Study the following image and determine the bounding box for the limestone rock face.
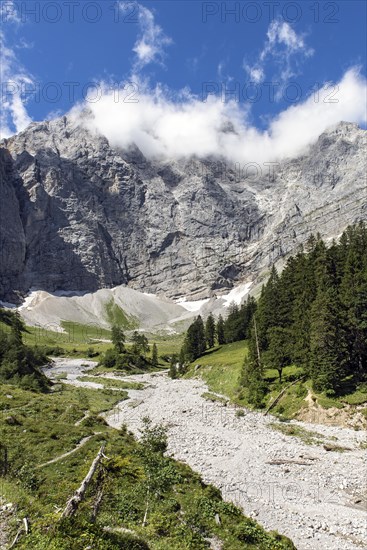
[0,117,366,303]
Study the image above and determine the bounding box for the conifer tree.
[264,326,291,382]
[309,249,348,393]
[241,324,266,407]
[131,331,149,356]
[256,266,281,350]
[216,315,225,345]
[243,296,257,338]
[205,313,216,348]
[111,325,125,353]
[182,316,207,362]
[339,223,367,382]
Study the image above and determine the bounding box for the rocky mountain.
[0,116,366,305]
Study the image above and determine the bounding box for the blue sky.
[1,1,366,161]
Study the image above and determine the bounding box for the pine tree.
[241,324,266,407]
[256,266,281,350]
[182,316,207,362]
[111,325,125,353]
[309,249,348,393]
[238,223,367,399]
[131,331,149,356]
[291,251,316,371]
[339,223,367,383]
[0,308,49,392]
[264,326,291,382]
[243,296,257,339]
[205,313,216,348]
[196,315,206,356]
[216,314,225,345]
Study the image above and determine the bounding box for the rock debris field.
[49,360,367,550]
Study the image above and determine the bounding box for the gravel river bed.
[47,359,367,550]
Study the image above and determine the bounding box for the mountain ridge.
[0,117,366,304]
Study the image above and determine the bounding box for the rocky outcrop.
[0,117,366,303]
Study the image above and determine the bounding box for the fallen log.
[9,529,22,549]
[264,376,306,416]
[323,444,352,452]
[91,488,104,523]
[61,444,105,519]
[267,459,312,466]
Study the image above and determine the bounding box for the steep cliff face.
[0,117,366,303]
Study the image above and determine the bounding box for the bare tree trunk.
[61,444,105,519]
[142,488,150,526]
[253,317,261,368]
[8,517,29,548]
[264,377,305,415]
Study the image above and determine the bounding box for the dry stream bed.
[46,358,367,550]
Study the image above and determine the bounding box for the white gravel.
[105,373,367,550]
[47,361,367,550]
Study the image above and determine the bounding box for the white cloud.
[10,94,32,132]
[73,67,366,165]
[266,19,311,53]
[120,2,172,71]
[217,60,234,83]
[244,19,314,93]
[0,31,33,138]
[243,64,264,84]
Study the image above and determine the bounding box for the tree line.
[179,296,257,364]
[244,223,367,403]
[179,223,367,403]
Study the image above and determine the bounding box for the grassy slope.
[20,321,112,357]
[105,299,139,329]
[1,319,184,363]
[186,341,367,420]
[186,341,247,401]
[0,382,295,550]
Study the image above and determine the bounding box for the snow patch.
[176,298,210,312]
[221,282,253,307]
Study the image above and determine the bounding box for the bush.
[42,346,65,356]
[146,512,173,537]
[169,364,178,379]
[16,460,42,492]
[86,347,98,358]
[102,349,119,368]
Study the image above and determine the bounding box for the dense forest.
[181,223,367,403]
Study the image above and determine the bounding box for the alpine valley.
[0,116,366,331]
